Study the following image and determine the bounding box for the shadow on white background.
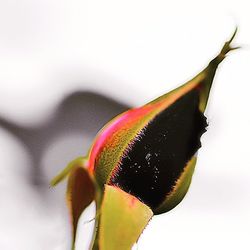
[0,1,249,250]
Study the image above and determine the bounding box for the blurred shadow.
[0,91,130,190]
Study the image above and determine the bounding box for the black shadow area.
[0,91,130,191]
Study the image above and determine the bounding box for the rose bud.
[51,30,238,250]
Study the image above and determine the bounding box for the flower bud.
[51,29,238,250]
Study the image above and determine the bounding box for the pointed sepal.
[50,157,88,187]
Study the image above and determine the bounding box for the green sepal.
[50,157,88,186]
[154,157,197,214]
[50,157,96,250]
[150,28,239,113]
[93,185,153,250]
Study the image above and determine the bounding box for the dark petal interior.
[109,89,207,209]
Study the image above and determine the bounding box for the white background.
[0,1,249,250]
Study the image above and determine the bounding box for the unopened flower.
[51,30,238,250]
